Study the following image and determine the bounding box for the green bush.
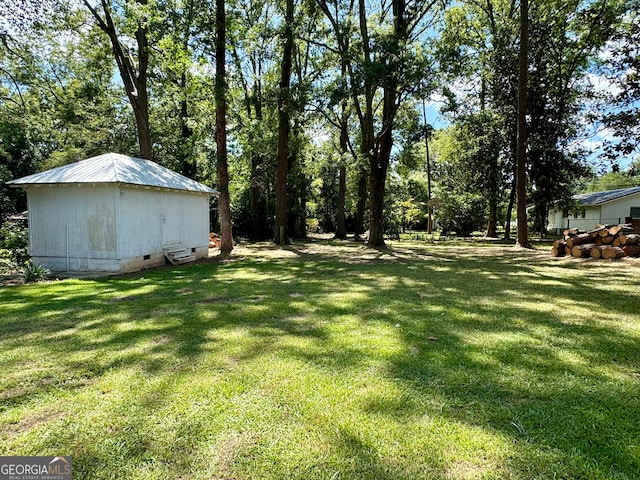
[437,193,488,236]
[0,221,30,265]
[21,260,51,283]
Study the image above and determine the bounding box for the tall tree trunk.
[133,95,152,160]
[486,154,499,237]
[334,89,349,240]
[287,148,307,239]
[299,169,308,237]
[179,71,196,178]
[354,166,368,239]
[250,83,267,240]
[131,2,152,160]
[287,122,307,239]
[335,117,348,239]
[423,102,433,234]
[504,173,516,240]
[516,0,530,248]
[316,0,350,240]
[250,153,262,240]
[367,154,388,247]
[368,95,394,246]
[487,200,498,237]
[367,0,407,248]
[216,0,233,254]
[352,0,375,242]
[83,0,153,160]
[274,0,294,245]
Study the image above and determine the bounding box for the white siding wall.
[548,207,601,233]
[547,209,564,232]
[178,193,210,254]
[601,194,640,224]
[27,184,210,272]
[28,185,119,271]
[116,187,164,259]
[548,192,640,234]
[117,186,210,260]
[569,208,601,231]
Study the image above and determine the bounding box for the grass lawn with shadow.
[1,238,639,479]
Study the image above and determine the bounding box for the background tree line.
[1,0,638,250]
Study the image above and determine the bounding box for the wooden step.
[163,244,196,265]
[175,255,196,264]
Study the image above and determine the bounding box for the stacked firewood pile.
[552,224,640,259]
[209,232,221,249]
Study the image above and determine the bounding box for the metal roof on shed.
[574,186,640,206]
[6,153,217,194]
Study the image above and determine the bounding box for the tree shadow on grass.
[1,240,639,478]
[272,240,640,477]
[356,254,640,477]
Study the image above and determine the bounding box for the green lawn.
[1,239,639,479]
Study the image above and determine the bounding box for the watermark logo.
[0,456,72,480]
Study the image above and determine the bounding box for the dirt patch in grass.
[2,410,67,436]
[444,459,497,480]
[108,295,146,303]
[212,431,261,479]
[197,296,232,304]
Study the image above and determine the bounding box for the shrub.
[437,193,488,237]
[21,261,51,283]
[0,220,30,265]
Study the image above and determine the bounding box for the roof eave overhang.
[7,181,217,196]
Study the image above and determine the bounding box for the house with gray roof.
[7,153,217,273]
[547,186,640,234]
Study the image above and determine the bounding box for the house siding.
[27,185,119,271]
[548,191,640,234]
[26,184,210,273]
[548,206,600,233]
[117,186,210,265]
[601,195,640,224]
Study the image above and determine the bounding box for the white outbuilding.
[547,186,640,234]
[7,152,217,273]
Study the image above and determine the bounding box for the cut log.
[551,239,567,257]
[551,240,569,256]
[595,235,615,246]
[623,234,640,245]
[554,224,640,259]
[566,233,593,248]
[607,225,620,235]
[571,243,596,258]
[608,224,631,236]
[622,245,640,257]
[590,245,607,259]
[601,246,626,260]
